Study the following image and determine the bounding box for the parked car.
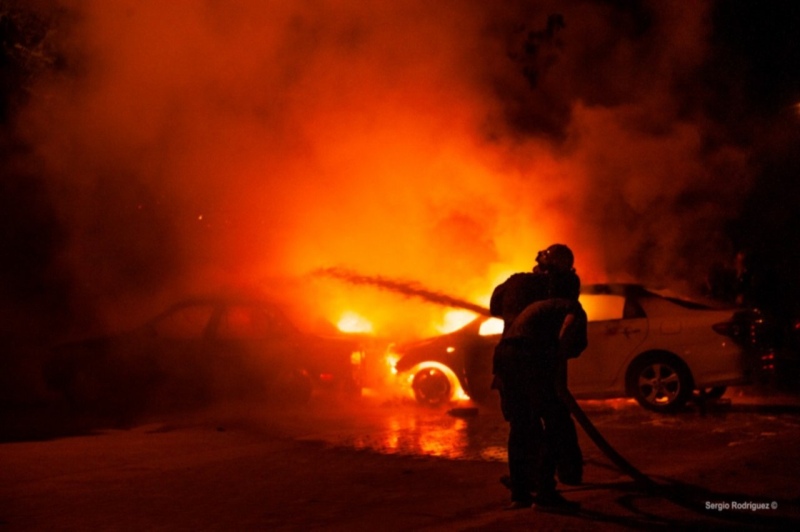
[44,297,365,416]
[390,284,761,413]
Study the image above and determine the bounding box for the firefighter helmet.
[535,244,574,273]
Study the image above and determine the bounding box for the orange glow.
[20,1,618,346]
[580,398,638,410]
[348,413,478,460]
[336,311,374,334]
[479,318,504,336]
[580,294,626,322]
[407,361,470,402]
[436,310,477,334]
[24,1,730,358]
[386,351,400,375]
[418,418,468,457]
[369,349,472,403]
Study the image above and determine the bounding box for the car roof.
[150,296,287,323]
[581,283,731,311]
[581,283,655,298]
[166,296,279,308]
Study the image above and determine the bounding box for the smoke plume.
[4,0,761,338]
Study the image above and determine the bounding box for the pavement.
[2,386,800,530]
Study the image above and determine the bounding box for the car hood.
[393,320,483,351]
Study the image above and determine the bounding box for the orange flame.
[336,311,374,334]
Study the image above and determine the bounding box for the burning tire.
[412,366,452,407]
[627,353,693,413]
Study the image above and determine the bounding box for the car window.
[152,304,215,339]
[217,304,293,340]
[579,295,626,322]
[636,296,695,317]
[623,298,646,319]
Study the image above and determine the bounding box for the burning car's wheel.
[412,367,452,407]
[627,353,693,413]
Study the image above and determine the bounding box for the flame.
[386,350,400,375]
[336,311,374,334]
[436,310,477,334]
[11,1,745,364]
[479,317,504,336]
[409,361,471,402]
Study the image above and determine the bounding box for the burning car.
[44,297,365,416]
[389,284,762,413]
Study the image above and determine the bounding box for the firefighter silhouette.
[490,244,586,511]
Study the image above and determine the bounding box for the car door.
[145,302,218,402]
[210,302,305,396]
[568,293,649,395]
[212,303,312,402]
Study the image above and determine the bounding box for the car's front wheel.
[412,367,452,407]
[627,353,693,413]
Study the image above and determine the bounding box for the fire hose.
[317,268,799,526]
[316,268,660,486]
[478,305,661,493]
[555,380,658,491]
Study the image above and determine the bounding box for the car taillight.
[760,350,776,372]
[712,320,757,346]
[319,373,335,382]
[714,308,775,348]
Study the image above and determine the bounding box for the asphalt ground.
[2,385,800,530]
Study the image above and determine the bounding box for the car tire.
[412,367,452,407]
[627,353,693,413]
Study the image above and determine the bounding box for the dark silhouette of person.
[490,244,586,512]
[533,244,585,488]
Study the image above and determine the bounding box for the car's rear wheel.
[412,367,452,407]
[628,353,693,413]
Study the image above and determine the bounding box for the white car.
[390,284,760,413]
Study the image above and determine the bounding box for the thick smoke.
[4,0,761,339]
